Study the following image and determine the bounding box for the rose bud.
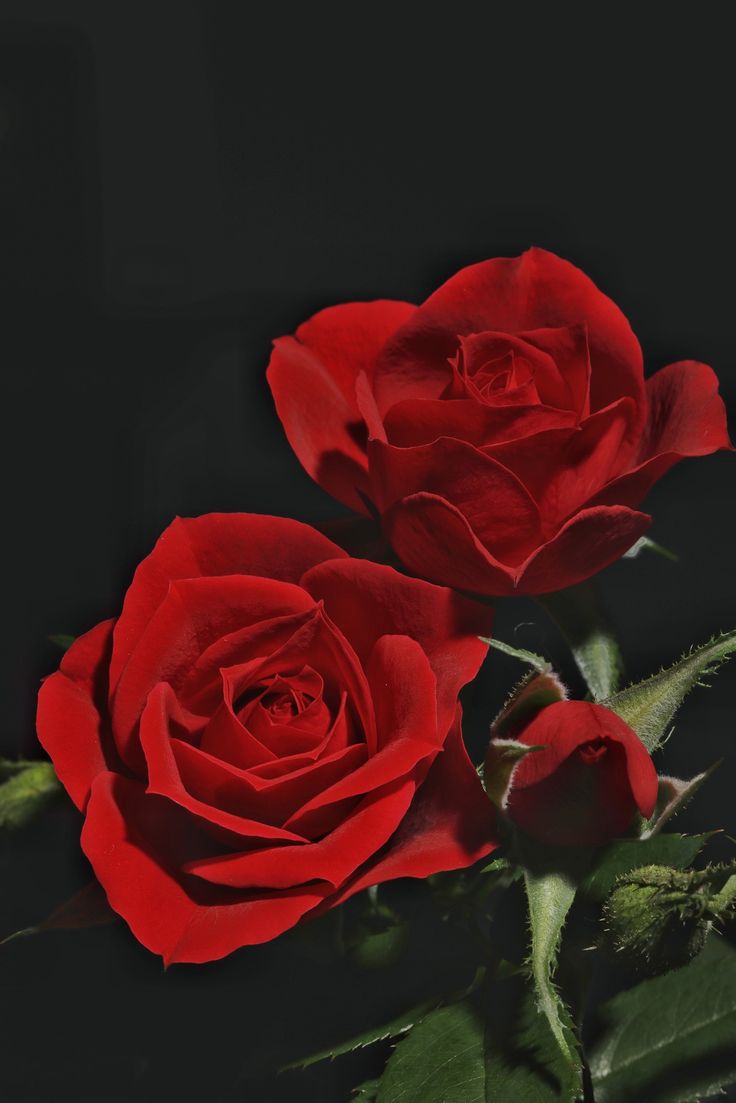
[491,700,659,847]
[603,864,736,974]
[268,248,731,596]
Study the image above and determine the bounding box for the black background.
[1,3,734,1101]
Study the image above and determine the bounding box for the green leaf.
[524,865,583,1088]
[0,758,60,830]
[579,834,711,904]
[48,633,76,651]
[282,998,438,1071]
[484,971,582,1102]
[602,629,736,752]
[623,536,678,563]
[538,580,624,700]
[482,636,550,673]
[590,936,736,1103]
[377,974,582,1102]
[377,1002,486,1103]
[353,1078,381,1101]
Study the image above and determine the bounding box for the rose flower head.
[268,248,731,596]
[487,698,658,847]
[37,514,497,963]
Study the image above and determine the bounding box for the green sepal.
[602,629,736,752]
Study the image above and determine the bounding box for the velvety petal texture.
[37,513,497,963]
[267,249,730,596]
[504,700,659,846]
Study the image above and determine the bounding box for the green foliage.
[644,765,720,837]
[538,580,624,701]
[602,629,736,752]
[523,865,583,1092]
[0,758,60,830]
[353,1077,381,1100]
[48,633,76,651]
[579,834,711,904]
[282,999,438,1071]
[482,637,550,673]
[376,971,582,1102]
[590,936,736,1103]
[376,1002,486,1102]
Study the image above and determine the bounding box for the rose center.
[261,689,302,722]
[578,737,608,765]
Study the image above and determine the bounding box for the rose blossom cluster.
[38,250,730,962]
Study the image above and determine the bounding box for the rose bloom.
[37,514,497,963]
[268,249,731,595]
[499,700,658,846]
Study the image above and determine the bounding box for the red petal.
[514,505,651,595]
[488,398,638,524]
[110,514,344,692]
[36,619,116,811]
[301,558,492,733]
[518,324,591,417]
[591,361,732,510]
[267,301,415,512]
[111,577,317,769]
[383,398,575,450]
[183,777,417,890]
[314,714,498,909]
[369,436,543,562]
[373,248,644,425]
[81,773,328,963]
[138,684,308,844]
[382,492,519,596]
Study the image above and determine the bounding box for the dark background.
[1,3,734,1101]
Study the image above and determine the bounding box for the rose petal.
[170,737,367,827]
[111,577,318,768]
[183,776,417,890]
[514,505,651,595]
[139,684,307,844]
[267,301,415,512]
[301,558,492,733]
[518,324,591,416]
[488,397,638,524]
[590,361,732,510]
[36,619,117,811]
[81,773,329,964]
[383,397,575,450]
[373,248,644,425]
[110,514,345,692]
[179,609,318,716]
[313,713,498,909]
[283,636,443,835]
[382,491,519,596]
[368,436,543,562]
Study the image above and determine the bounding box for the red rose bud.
[498,700,658,846]
[268,248,731,596]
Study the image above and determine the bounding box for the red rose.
[36,514,496,963]
[499,700,658,846]
[268,248,731,595]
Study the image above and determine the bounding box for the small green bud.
[603,863,736,975]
